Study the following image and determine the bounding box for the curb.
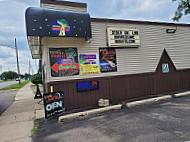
[58,104,122,122]
[58,91,190,122]
[126,95,172,107]
[173,91,190,98]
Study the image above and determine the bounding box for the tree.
[20,74,24,79]
[24,73,31,80]
[0,71,18,80]
[172,0,190,21]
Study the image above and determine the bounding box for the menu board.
[107,28,140,47]
[79,54,100,75]
[99,48,117,72]
[49,48,79,77]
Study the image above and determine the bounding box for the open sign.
[43,91,64,118]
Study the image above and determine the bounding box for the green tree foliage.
[20,74,24,79]
[0,71,18,80]
[24,73,31,80]
[172,0,190,21]
[31,73,42,85]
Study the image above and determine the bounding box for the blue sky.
[0,0,189,74]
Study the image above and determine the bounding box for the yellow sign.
[79,54,100,75]
[107,28,140,47]
[80,64,100,75]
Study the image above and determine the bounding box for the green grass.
[0,80,30,90]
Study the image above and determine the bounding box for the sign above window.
[107,28,140,47]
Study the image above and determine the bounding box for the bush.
[31,73,42,85]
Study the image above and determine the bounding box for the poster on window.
[49,48,79,77]
[79,54,100,75]
[99,48,117,72]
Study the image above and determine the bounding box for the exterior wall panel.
[46,69,190,111]
[45,47,190,111]
[42,21,190,84]
[41,3,87,12]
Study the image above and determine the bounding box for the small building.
[26,0,190,111]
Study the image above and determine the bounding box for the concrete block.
[58,104,122,122]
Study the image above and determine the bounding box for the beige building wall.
[41,21,190,83]
[41,3,87,12]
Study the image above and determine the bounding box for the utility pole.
[29,59,30,75]
[0,65,2,74]
[15,38,20,84]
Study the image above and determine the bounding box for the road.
[0,80,20,89]
[34,96,190,142]
[0,90,17,115]
[0,80,21,115]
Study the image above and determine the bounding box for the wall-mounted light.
[166,29,176,33]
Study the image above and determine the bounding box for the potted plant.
[31,73,42,99]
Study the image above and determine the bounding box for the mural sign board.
[79,54,100,75]
[107,28,140,47]
[99,48,117,72]
[43,91,64,119]
[49,48,79,77]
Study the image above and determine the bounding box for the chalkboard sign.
[43,91,64,119]
[77,81,99,92]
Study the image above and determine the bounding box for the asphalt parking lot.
[34,96,190,142]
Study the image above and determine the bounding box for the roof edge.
[91,18,190,27]
[41,0,87,8]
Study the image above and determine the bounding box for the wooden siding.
[41,3,87,12]
[46,69,190,111]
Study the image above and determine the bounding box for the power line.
[0,44,15,49]
[0,30,14,46]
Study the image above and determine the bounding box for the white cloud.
[0,46,37,74]
[0,0,39,74]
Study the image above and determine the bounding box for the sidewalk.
[0,82,44,142]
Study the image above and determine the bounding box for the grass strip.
[0,80,30,90]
